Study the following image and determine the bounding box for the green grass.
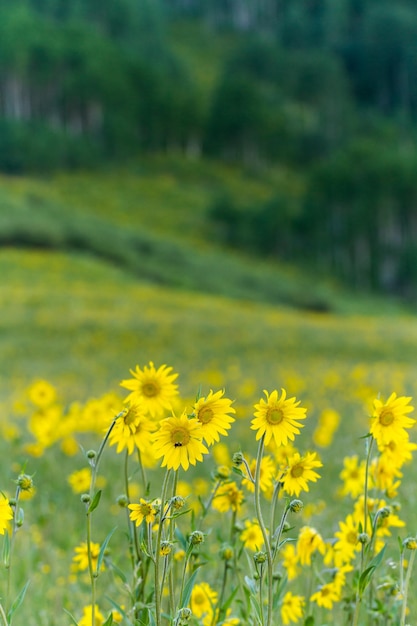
[0,155,409,315]
[1,159,417,624]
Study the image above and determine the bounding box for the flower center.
[379,410,394,426]
[124,408,139,426]
[267,407,284,425]
[142,381,160,397]
[171,428,190,447]
[347,531,358,544]
[290,464,304,478]
[140,503,153,516]
[198,407,214,424]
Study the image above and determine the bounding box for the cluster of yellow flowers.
[18,362,417,625]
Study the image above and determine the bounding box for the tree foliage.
[1,0,417,297]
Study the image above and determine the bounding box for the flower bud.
[289,499,303,513]
[220,545,233,561]
[403,537,417,550]
[232,452,244,467]
[189,530,205,546]
[87,450,96,459]
[358,532,370,545]
[254,551,267,564]
[160,541,173,556]
[214,465,231,480]
[116,495,128,508]
[17,474,33,491]
[175,607,192,624]
[81,493,91,504]
[171,496,185,511]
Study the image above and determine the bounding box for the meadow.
[1,162,417,626]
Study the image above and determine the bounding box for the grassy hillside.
[1,161,417,624]
[0,156,409,315]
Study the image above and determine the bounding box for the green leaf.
[103,613,113,626]
[97,526,117,574]
[7,581,30,622]
[87,490,102,514]
[108,561,127,584]
[304,617,315,626]
[358,565,376,596]
[63,608,79,626]
[181,568,200,607]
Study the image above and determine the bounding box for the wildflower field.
[1,240,417,626]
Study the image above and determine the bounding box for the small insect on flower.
[152,411,208,471]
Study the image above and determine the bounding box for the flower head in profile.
[296,526,326,566]
[120,362,179,418]
[192,390,235,445]
[212,481,244,513]
[152,411,208,471]
[128,499,157,526]
[251,389,307,447]
[339,455,366,499]
[108,403,156,455]
[281,543,300,581]
[73,541,101,572]
[281,591,305,625]
[78,604,105,626]
[282,452,322,497]
[371,393,414,446]
[27,379,57,408]
[0,495,13,535]
[240,519,265,551]
[310,582,340,609]
[241,455,275,495]
[333,514,361,566]
[191,582,218,619]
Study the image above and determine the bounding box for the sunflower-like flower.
[120,362,179,418]
[281,452,322,497]
[0,495,13,535]
[281,591,305,625]
[241,455,275,495]
[240,519,265,551]
[296,526,325,566]
[73,541,101,572]
[191,582,218,619]
[310,582,340,609]
[212,481,244,513]
[128,499,157,526]
[333,514,361,566]
[152,411,208,471]
[339,455,366,499]
[108,403,156,455]
[370,392,415,446]
[192,390,235,445]
[251,389,307,447]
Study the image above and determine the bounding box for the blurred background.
[2,0,417,398]
[3,4,417,621]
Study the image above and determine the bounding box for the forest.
[1,0,417,297]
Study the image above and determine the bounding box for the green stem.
[214,510,236,626]
[272,504,291,562]
[155,470,171,626]
[363,436,374,537]
[5,485,21,615]
[400,550,416,626]
[0,603,8,626]
[86,508,96,626]
[254,435,273,626]
[137,448,148,495]
[167,472,179,618]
